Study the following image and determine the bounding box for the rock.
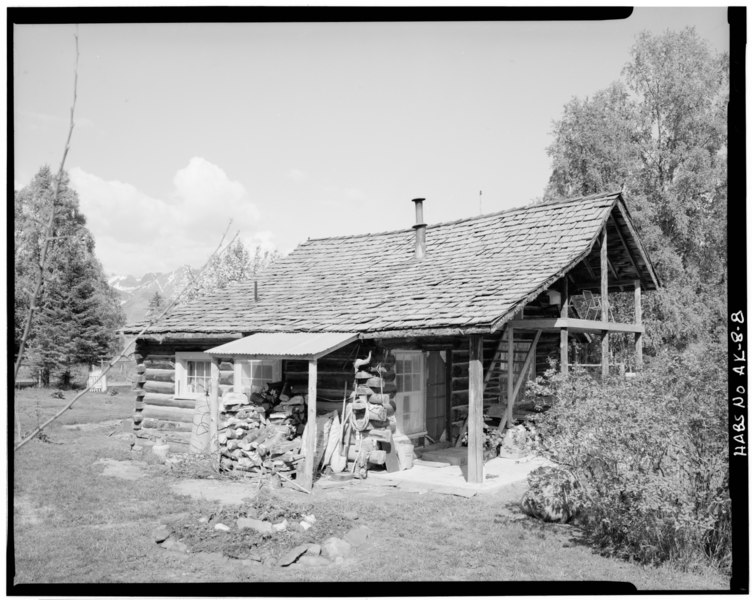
[321,536,352,560]
[198,517,208,524]
[152,524,171,543]
[302,513,316,524]
[278,543,314,567]
[214,523,231,532]
[343,524,373,548]
[305,543,321,556]
[160,539,188,553]
[342,511,359,521]
[237,517,273,534]
[300,521,312,531]
[298,555,331,567]
[272,519,288,532]
[520,466,585,524]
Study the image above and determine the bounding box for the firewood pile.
[337,349,403,478]
[218,385,304,474]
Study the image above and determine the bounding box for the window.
[236,360,280,397]
[175,352,212,399]
[394,351,425,436]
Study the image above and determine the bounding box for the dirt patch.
[95,458,147,481]
[14,495,53,526]
[171,478,261,505]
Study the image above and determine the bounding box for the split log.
[367,450,386,465]
[141,405,194,424]
[143,381,176,395]
[135,364,146,375]
[143,392,177,404]
[144,368,174,382]
[144,358,175,370]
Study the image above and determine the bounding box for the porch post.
[506,326,514,424]
[445,349,453,443]
[600,226,610,379]
[468,334,484,484]
[209,358,220,464]
[560,278,569,375]
[634,278,643,371]
[302,359,318,491]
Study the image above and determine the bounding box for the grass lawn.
[11,388,730,590]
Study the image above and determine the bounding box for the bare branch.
[13,28,80,442]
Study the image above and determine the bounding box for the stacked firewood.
[341,349,400,478]
[218,388,302,474]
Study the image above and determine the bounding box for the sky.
[13,7,730,277]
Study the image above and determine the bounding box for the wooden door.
[425,351,447,441]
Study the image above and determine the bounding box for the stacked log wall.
[133,339,235,451]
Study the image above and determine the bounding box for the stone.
[198,517,208,523]
[342,511,359,521]
[152,525,171,543]
[343,524,373,548]
[214,523,231,532]
[300,521,312,531]
[298,555,331,567]
[305,543,321,556]
[278,543,314,567]
[302,513,316,524]
[520,466,586,524]
[272,519,288,532]
[321,536,352,560]
[237,517,273,534]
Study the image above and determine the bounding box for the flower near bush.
[527,342,729,572]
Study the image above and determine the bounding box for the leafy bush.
[526,342,729,572]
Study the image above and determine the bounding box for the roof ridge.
[305,191,621,243]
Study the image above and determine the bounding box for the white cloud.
[69,157,262,276]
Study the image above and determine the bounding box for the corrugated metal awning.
[205,332,359,360]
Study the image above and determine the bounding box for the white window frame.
[233,359,281,397]
[393,350,427,439]
[175,352,213,399]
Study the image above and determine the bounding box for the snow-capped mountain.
[109,266,192,324]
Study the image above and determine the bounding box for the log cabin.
[122,191,659,487]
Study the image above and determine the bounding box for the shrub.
[526,341,729,572]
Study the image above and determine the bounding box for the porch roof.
[205,331,359,360]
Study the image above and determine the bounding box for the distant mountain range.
[109,267,191,325]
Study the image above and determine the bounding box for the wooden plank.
[601,226,609,379]
[511,330,542,406]
[483,331,507,388]
[445,349,453,443]
[506,318,644,334]
[561,277,569,376]
[467,334,484,484]
[302,359,318,490]
[141,418,193,433]
[209,359,219,455]
[506,327,514,424]
[634,278,643,371]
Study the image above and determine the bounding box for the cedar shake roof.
[126,192,659,338]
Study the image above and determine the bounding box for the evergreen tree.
[15,166,125,386]
[147,291,164,319]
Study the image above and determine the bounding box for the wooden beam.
[581,254,597,279]
[612,218,640,275]
[634,279,643,371]
[209,358,219,457]
[467,334,484,484]
[615,200,661,289]
[601,227,609,379]
[445,349,453,443]
[302,359,318,490]
[507,318,644,334]
[561,278,569,376]
[484,330,507,388]
[506,327,514,427]
[572,278,644,291]
[511,330,542,406]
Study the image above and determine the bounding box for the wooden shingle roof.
[127,192,658,338]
